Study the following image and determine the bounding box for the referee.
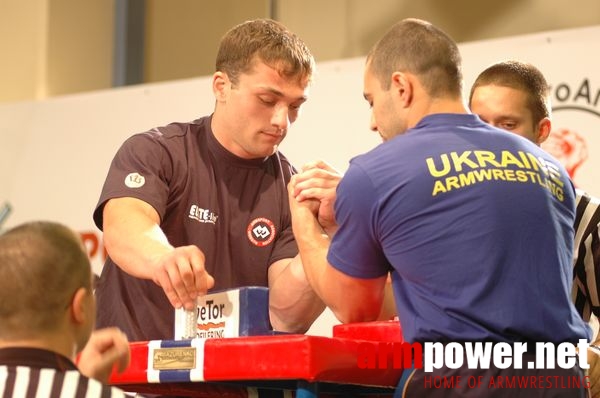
[0,221,129,397]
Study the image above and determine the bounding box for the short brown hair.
[0,221,91,339]
[469,60,551,124]
[367,18,463,98]
[215,19,315,86]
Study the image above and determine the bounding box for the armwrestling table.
[109,321,404,397]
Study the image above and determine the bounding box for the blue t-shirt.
[328,113,591,344]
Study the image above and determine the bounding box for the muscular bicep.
[102,197,170,273]
[103,197,161,233]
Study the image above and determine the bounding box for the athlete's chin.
[259,137,282,155]
[251,144,278,158]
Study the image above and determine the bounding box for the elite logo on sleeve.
[125,172,145,188]
[247,217,276,247]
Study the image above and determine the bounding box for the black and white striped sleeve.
[572,189,600,321]
[0,367,127,398]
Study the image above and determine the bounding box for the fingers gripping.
[153,246,212,310]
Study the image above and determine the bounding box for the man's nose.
[370,112,378,132]
[272,105,290,130]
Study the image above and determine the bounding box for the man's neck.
[407,97,469,130]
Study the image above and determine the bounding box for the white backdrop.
[1,25,598,336]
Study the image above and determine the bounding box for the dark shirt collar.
[0,347,77,371]
[200,115,273,168]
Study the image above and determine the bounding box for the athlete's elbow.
[269,309,311,334]
[333,305,380,325]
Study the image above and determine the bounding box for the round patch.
[247,217,276,247]
[125,172,145,188]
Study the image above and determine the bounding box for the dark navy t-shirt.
[329,113,591,344]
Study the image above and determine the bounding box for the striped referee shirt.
[0,347,125,398]
[573,189,600,321]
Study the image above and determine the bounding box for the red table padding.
[110,334,404,396]
[333,320,403,342]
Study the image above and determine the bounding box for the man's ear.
[536,117,552,145]
[391,71,413,107]
[212,71,230,102]
[70,287,89,325]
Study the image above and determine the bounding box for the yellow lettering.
[472,169,493,182]
[450,151,478,172]
[446,176,460,191]
[432,180,447,196]
[459,172,476,186]
[474,151,501,168]
[492,169,505,180]
[500,151,525,168]
[525,171,539,183]
[426,155,451,178]
[515,170,528,182]
[430,162,566,201]
[518,151,532,169]
[526,153,542,171]
[545,163,565,187]
[504,169,516,181]
[545,180,560,199]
